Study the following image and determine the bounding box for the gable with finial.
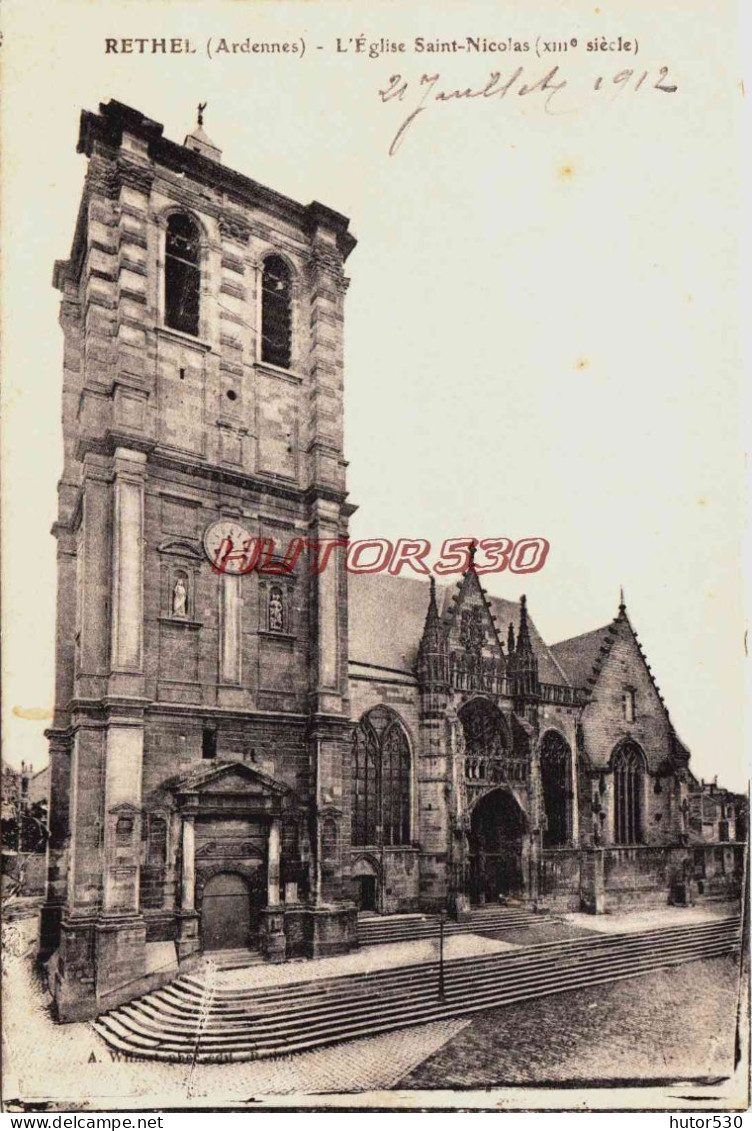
[444,557,505,666]
[550,595,681,773]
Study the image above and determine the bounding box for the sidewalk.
[561,901,738,935]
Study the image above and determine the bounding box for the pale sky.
[1,0,746,789]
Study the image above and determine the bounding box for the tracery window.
[165,213,201,337]
[352,708,411,847]
[261,255,293,369]
[613,742,645,844]
[540,731,572,847]
[459,698,506,784]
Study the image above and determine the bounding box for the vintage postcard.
[1,0,747,1116]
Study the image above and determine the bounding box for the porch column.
[267,818,281,906]
[181,815,196,912]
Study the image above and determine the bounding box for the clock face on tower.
[202,520,256,575]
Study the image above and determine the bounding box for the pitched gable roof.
[347,572,570,685]
[549,624,613,690]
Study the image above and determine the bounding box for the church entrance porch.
[469,788,527,904]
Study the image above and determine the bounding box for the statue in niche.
[269,586,284,633]
[173,577,188,618]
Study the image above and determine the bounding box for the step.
[204,949,264,971]
[122,918,741,1018]
[101,933,738,1049]
[201,917,741,1004]
[93,934,738,1062]
[92,916,740,1061]
[96,918,737,1035]
[356,909,540,945]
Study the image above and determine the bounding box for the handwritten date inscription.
[379,65,678,155]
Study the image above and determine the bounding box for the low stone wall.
[539,848,582,911]
[691,842,744,902]
[602,845,671,910]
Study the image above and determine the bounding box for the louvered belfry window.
[352,708,411,847]
[613,743,645,844]
[165,213,201,337]
[261,255,292,369]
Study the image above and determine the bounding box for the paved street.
[401,953,742,1089]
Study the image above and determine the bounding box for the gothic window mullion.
[351,710,412,850]
[401,747,410,845]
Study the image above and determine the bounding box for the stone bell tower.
[41,100,358,1020]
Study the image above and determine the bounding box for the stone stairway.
[205,948,265,971]
[92,914,740,1063]
[357,904,540,947]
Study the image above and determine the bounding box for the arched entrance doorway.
[351,856,380,912]
[201,872,254,951]
[469,788,527,903]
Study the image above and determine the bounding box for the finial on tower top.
[468,541,478,569]
[184,103,222,163]
[619,585,626,612]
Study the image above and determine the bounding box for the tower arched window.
[261,255,292,369]
[352,707,411,847]
[540,731,572,847]
[165,213,201,337]
[613,742,645,844]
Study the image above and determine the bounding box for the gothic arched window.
[540,731,572,847]
[459,698,505,761]
[261,255,292,369]
[613,742,645,844]
[165,213,201,337]
[352,708,411,847]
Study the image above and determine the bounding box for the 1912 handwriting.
[379,65,678,155]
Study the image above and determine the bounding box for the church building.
[41,100,742,1022]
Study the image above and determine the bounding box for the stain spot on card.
[12,705,53,720]
[575,357,589,371]
[559,163,575,180]
[697,497,709,506]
